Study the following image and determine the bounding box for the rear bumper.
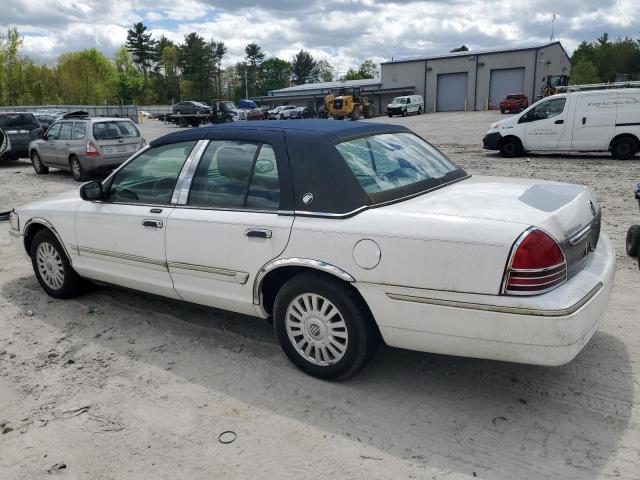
[483,132,502,150]
[356,233,615,366]
[78,154,130,171]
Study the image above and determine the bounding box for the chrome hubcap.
[36,242,64,290]
[286,293,348,366]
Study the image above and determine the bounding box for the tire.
[31,151,49,175]
[387,113,392,117]
[611,137,638,160]
[175,109,182,115]
[418,107,423,115]
[273,272,380,380]
[401,109,407,117]
[626,225,640,256]
[499,137,523,158]
[30,229,83,299]
[350,107,361,121]
[69,156,88,182]
[500,109,506,114]
[279,114,284,120]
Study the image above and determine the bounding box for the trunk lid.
[385,175,601,279]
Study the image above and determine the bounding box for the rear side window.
[0,113,39,129]
[93,121,139,140]
[188,141,280,210]
[73,122,86,140]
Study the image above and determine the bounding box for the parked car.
[139,110,154,119]
[172,101,211,115]
[246,109,265,121]
[28,115,145,181]
[499,94,528,113]
[278,105,298,119]
[0,112,43,160]
[484,86,640,159]
[290,106,315,119]
[35,114,57,130]
[267,105,286,120]
[387,95,424,117]
[9,120,614,380]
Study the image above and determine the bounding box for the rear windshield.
[0,113,39,129]
[335,132,465,200]
[92,121,140,140]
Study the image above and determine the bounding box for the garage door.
[436,72,468,112]
[489,68,525,109]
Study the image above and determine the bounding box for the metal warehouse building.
[380,41,570,112]
[253,41,570,114]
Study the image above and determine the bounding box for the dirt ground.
[0,112,638,480]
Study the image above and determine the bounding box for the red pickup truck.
[499,94,528,113]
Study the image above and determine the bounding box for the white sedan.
[9,120,615,379]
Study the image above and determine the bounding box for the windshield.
[392,97,408,104]
[93,120,140,140]
[506,95,520,100]
[335,133,461,195]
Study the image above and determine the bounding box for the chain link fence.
[0,105,173,123]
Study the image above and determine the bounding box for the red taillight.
[86,140,100,157]
[503,228,567,295]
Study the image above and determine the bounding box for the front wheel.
[30,229,83,299]
[626,225,640,256]
[31,151,49,174]
[273,273,380,380]
[418,107,423,115]
[499,137,523,157]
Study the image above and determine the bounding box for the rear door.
[571,93,617,150]
[165,132,294,316]
[39,122,62,164]
[55,121,74,166]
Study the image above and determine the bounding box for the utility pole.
[550,13,556,41]
[245,68,249,100]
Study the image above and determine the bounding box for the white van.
[483,86,640,159]
[387,95,424,117]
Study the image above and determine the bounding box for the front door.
[522,97,568,150]
[166,136,293,316]
[74,140,199,298]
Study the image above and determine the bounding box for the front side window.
[108,141,196,204]
[93,121,139,140]
[188,141,280,210]
[335,133,459,195]
[528,98,566,121]
[46,123,62,140]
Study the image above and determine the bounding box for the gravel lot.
[1,112,638,480]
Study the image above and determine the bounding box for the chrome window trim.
[386,282,603,317]
[253,257,355,306]
[174,140,209,204]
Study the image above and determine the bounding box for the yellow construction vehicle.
[324,87,376,121]
[541,74,570,97]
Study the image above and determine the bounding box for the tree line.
[0,25,378,107]
[570,33,640,84]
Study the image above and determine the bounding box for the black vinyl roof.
[149,119,409,148]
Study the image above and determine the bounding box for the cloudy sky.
[2,0,638,74]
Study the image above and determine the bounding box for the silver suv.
[28,115,145,181]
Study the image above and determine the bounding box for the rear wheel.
[611,137,638,160]
[31,151,49,174]
[626,225,640,256]
[273,273,380,380]
[30,229,83,299]
[499,137,523,157]
[350,106,361,121]
[70,156,88,182]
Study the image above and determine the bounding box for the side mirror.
[80,180,105,201]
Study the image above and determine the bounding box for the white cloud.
[1,0,637,71]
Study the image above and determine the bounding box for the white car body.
[387,95,424,116]
[268,105,296,120]
[9,121,615,376]
[484,87,640,157]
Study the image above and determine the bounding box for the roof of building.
[382,41,568,65]
[271,78,381,94]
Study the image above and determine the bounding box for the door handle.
[150,208,163,213]
[142,219,163,228]
[554,119,564,124]
[582,117,587,125]
[245,228,272,239]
